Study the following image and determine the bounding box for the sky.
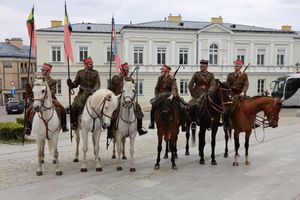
[0,0,300,45]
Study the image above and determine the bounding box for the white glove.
[240,92,245,96]
[168,94,174,100]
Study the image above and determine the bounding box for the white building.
[36,16,300,109]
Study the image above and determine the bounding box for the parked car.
[6,100,24,114]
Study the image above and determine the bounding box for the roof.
[0,42,34,59]
[37,20,295,34]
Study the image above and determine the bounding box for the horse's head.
[122,81,135,109]
[157,99,179,132]
[32,78,51,112]
[263,98,282,128]
[91,89,118,129]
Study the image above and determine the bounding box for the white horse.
[115,81,138,172]
[79,89,118,172]
[32,78,62,176]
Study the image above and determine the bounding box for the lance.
[173,65,181,77]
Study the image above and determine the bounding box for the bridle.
[120,91,136,125]
[264,98,280,123]
[207,87,233,114]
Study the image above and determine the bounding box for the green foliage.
[0,122,24,141]
[16,118,25,125]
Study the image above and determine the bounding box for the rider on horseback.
[24,63,69,135]
[67,57,101,130]
[107,62,147,136]
[149,64,187,130]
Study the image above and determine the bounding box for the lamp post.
[295,62,300,72]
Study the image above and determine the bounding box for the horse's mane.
[90,89,118,109]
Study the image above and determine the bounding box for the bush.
[0,122,24,141]
[16,118,25,125]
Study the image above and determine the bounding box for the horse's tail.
[47,139,53,155]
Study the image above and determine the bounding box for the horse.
[31,78,62,176]
[78,89,118,172]
[223,96,282,166]
[113,81,138,172]
[185,80,232,165]
[154,98,181,170]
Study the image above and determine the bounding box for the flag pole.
[67,56,73,142]
[109,16,114,82]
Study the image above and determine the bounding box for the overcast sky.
[1,0,299,45]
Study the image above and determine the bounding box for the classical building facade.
[36,16,300,108]
[0,38,36,105]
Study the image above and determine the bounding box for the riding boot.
[61,109,69,132]
[148,106,155,129]
[71,106,79,130]
[137,118,147,135]
[107,125,114,139]
[24,119,32,136]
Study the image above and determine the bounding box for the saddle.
[188,93,207,115]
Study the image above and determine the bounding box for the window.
[134,80,144,95]
[277,49,285,66]
[106,47,115,62]
[179,48,188,65]
[3,61,12,68]
[237,49,246,63]
[21,78,27,89]
[20,63,24,73]
[257,79,265,94]
[79,47,89,62]
[157,48,166,64]
[24,63,27,73]
[56,79,62,95]
[257,49,265,65]
[180,79,189,95]
[134,47,143,65]
[209,44,218,65]
[51,46,61,62]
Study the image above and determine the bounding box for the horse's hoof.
[211,160,218,165]
[111,155,116,159]
[96,167,103,172]
[41,160,44,164]
[224,153,228,158]
[154,165,160,170]
[80,168,87,172]
[56,171,63,176]
[53,160,56,164]
[245,160,251,166]
[130,168,136,172]
[185,151,190,156]
[116,166,122,171]
[163,155,168,159]
[172,165,178,170]
[36,171,43,176]
[199,160,205,165]
[122,156,127,160]
[174,154,178,159]
[233,162,239,166]
[73,158,79,163]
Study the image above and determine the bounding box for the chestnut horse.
[223,96,282,166]
[185,80,232,165]
[154,98,180,170]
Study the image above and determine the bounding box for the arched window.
[209,44,218,65]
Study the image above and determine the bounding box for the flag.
[112,17,121,71]
[26,6,36,57]
[64,2,74,64]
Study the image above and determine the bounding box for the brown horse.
[185,80,232,165]
[154,98,180,170]
[224,96,282,166]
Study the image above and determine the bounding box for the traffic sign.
[10,89,16,95]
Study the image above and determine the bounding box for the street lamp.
[296,62,300,72]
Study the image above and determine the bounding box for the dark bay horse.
[224,96,282,166]
[185,80,231,165]
[154,98,180,170]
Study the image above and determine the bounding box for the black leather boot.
[148,106,155,129]
[61,110,69,132]
[24,120,32,135]
[138,118,147,135]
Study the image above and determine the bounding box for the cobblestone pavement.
[0,108,299,200]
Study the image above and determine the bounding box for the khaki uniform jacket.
[73,69,101,96]
[154,73,178,97]
[46,77,57,100]
[226,72,249,95]
[108,74,134,95]
[188,71,215,98]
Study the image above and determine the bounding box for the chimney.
[168,14,182,22]
[211,16,223,24]
[10,38,23,49]
[51,20,62,27]
[281,25,292,32]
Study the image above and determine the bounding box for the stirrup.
[24,128,31,136]
[138,127,148,136]
[62,126,69,132]
[148,123,155,129]
[71,123,78,131]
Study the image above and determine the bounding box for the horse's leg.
[122,137,127,160]
[199,127,206,165]
[211,122,218,165]
[233,131,240,166]
[129,134,136,172]
[73,129,80,162]
[80,129,88,172]
[170,140,177,170]
[93,131,102,171]
[245,131,251,165]
[164,141,169,159]
[116,134,123,171]
[224,127,229,158]
[185,121,191,155]
[174,136,178,159]
[52,134,62,176]
[154,133,162,170]
[36,139,45,176]
[112,138,116,159]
